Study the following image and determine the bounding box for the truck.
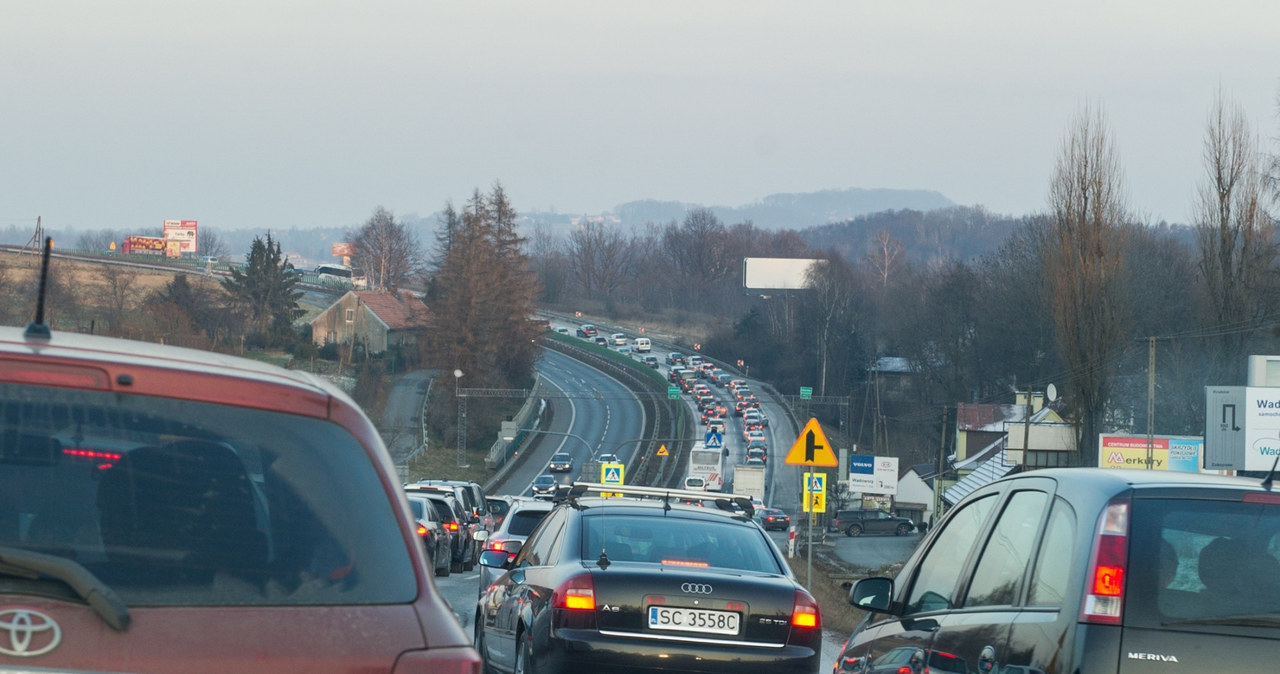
[732,464,766,503]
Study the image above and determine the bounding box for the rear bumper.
[543,628,820,674]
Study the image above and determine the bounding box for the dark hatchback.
[475,485,822,674]
[837,468,1280,673]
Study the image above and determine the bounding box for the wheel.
[451,546,464,573]
[463,542,477,571]
[846,524,863,537]
[436,547,451,577]
[515,629,535,674]
[896,523,912,536]
[474,621,497,674]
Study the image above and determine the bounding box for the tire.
[474,621,496,674]
[451,544,464,573]
[436,546,451,577]
[463,542,476,571]
[846,524,863,537]
[516,629,535,674]
[896,523,912,536]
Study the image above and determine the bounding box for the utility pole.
[1147,336,1155,469]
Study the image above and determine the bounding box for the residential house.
[311,289,432,355]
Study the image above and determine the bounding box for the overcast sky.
[3,1,1278,235]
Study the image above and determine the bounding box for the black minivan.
[837,468,1280,673]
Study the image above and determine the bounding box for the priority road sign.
[785,418,838,467]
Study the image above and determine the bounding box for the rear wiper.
[0,545,130,631]
[1164,614,1280,628]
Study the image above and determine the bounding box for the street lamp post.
[454,369,468,468]
[501,427,596,457]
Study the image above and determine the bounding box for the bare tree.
[1194,90,1277,383]
[350,206,424,290]
[1045,104,1131,466]
[865,229,905,291]
[197,227,229,261]
[92,264,142,336]
[75,230,121,253]
[567,222,631,301]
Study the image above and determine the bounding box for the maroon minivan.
[0,324,480,673]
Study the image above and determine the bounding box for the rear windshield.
[0,382,416,607]
[1126,496,1280,628]
[580,513,783,574]
[507,509,551,537]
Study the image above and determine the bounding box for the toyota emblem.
[680,583,713,595]
[0,609,62,657]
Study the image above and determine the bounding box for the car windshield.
[1128,496,1280,626]
[0,381,415,607]
[580,512,782,574]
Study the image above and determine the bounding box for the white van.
[634,337,651,352]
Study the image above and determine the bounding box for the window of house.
[345,309,355,323]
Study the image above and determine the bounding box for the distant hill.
[801,206,1029,265]
[610,187,954,230]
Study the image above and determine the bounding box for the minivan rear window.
[0,382,416,607]
[1126,496,1280,629]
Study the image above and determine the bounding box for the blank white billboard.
[742,257,822,290]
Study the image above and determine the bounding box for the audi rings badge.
[0,609,62,657]
[680,583,713,595]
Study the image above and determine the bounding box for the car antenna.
[24,236,54,340]
[1262,453,1280,492]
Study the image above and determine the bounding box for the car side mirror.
[849,577,895,613]
[473,529,489,542]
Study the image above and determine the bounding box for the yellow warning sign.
[785,418,838,467]
[656,444,669,456]
[801,472,828,513]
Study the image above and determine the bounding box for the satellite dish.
[1046,383,1058,402]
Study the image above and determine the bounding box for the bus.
[686,442,724,492]
[315,263,368,289]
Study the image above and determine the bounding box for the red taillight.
[1080,498,1129,625]
[553,573,595,611]
[446,522,459,532]
[0,361,110,389]
[791,589,820,629]
[416,524,428,537]
[489,540,506,551]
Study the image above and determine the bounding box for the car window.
[507,508,552,537]
[965,490,1047,607]
[520,508,566,567]
[1027,496,1076,606]
[1127,496,1280,625]
[905,494,998,614]
[0,382,416,607]
[580,513,782,573]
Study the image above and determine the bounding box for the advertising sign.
[847,455,898,496]
[123,236,166,256]
[1098,434,1203,473]
[163,219,198,254]
[1245,387,1280,471]
[332,243,355,257]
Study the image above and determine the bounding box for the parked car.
[839,468,1280,673]
[549,452,574,473]
[407,494,453,577]
[829,508,914,537]
[475,484,822,674]
[754,507,791,531]
[0,305,479,670]
[477,497,554,594]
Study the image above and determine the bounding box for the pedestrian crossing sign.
[705,430,723,449]
[601,464,624,485]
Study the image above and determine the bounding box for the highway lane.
[491,347,645,498]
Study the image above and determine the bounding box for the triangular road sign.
[656,444,669,456]
[785,417,838,466]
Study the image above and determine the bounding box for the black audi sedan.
[474,483,822,674]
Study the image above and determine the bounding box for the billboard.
[1098,434,1203,472]
[332,243,355,257]
[847,455,898,495]
[163,219,198,254]
[123,236,166,256]
[743,257,822,290]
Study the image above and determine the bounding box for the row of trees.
[519,91,1280,468]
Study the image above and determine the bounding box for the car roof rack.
[555,482,755,517]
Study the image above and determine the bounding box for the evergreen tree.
[221,233,303,347]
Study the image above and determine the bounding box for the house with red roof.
[310,289,433,355]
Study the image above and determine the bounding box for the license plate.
[647,606,740,635]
